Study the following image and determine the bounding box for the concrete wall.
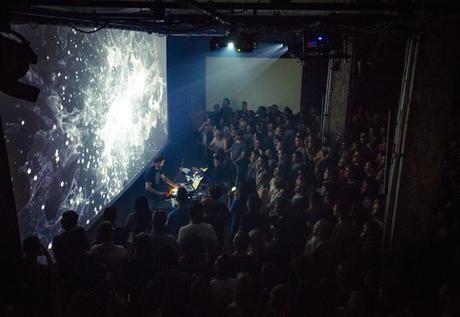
[206,57,303,113]
[167,36,210,138]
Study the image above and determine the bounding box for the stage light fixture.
[209,34,258,53]
[304,31,344,58]
[282,40,302,60]
[305,32,329,52]
[0,30,40,102]
[233,34,258,53]
[210,36,226,51]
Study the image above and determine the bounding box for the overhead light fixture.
[233,33,258,53]
[209,34,258,53]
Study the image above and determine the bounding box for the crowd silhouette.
[9,101,460,317]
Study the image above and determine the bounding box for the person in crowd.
[359,220,382,269]
[57,227,109,310]
[89,221,128,281]
[265,148,277,176]
[149,211,179,257]
[227,273,260,317]
[126,196,152,234]
[231,129,249,186]
[255,153,269,176]
[178,234,209,275]
[304,219,332,257]
[142,246,191,316]
[306,191,331,227]
[239,193,270,235]
[125,233,157,310]
[330,201,359,260]
[291,150,306,178]
[27,100,409,315]
[198,116,213,155]
[209,129,229,154]
[52,209,79,262]
[266,284,291,317]
[247,149,261,180]
[178,201,217,257]
[23,235,53,267]
[290,176,308,213]
[265,217,292,271]
[230,180,255,237]
[289,178,310,255]
[211,149,229,182]
[294,135,307,158]
[253,137,264,153]
[230,130,248,184]
[315,147,332,178]
[240,100,248,113]
[220,97,233,120]
[243,124,255,148]
[268,176,286,209]
[189,272,213,317]
[205,184,230,252]
[20,236,57,316]
[166,187,190,238]
[229,231,258,279]
[256,170,270,212]
[211,254,237,316]
[144,155,179,211]
[276,149,291,176]
[95,206,129,247]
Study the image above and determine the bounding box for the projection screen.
[0,25,168,243]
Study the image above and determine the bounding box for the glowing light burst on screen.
[3,26,168,242]
[90,34,167,203]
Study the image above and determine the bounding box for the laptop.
[192,175,203,190]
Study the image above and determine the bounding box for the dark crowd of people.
[8,99,460,317]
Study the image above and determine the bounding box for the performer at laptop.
[144,155,179,210]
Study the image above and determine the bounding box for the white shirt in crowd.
[178,222,217,253]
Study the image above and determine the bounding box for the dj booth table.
[156,166,210,212]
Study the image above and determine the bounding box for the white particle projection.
[2,25,168,243]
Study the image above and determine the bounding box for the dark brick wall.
[392,17,460,250]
